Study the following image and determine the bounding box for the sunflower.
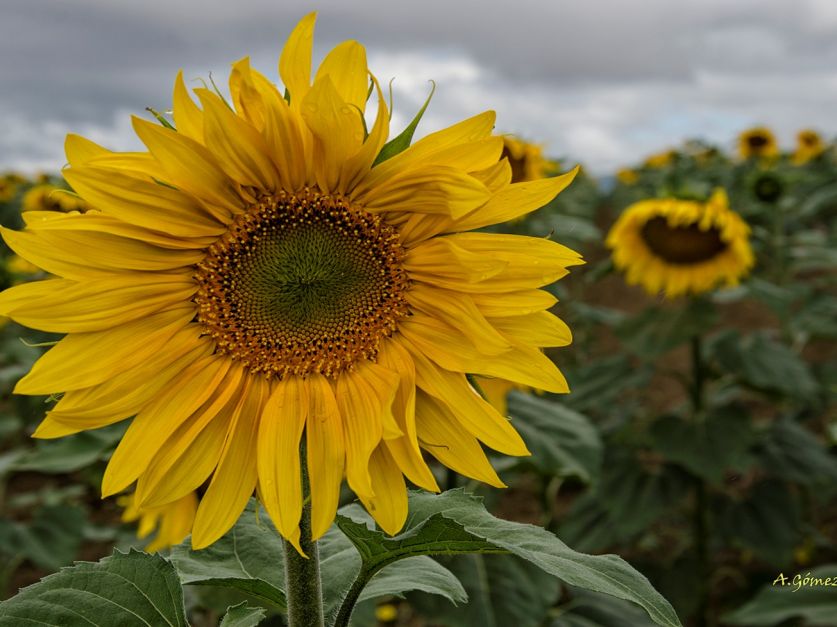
[120,491,198,552]
[0,177,18,203]
[738,127,778,160]
[501,136,556,182]
[793,129,826,165]
[606,189,753,298]
[0,13,581,551]
[643,149,676,169]
[616,168,639,186]
[21,184,87,213]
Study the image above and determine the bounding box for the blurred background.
[1,2,835,626]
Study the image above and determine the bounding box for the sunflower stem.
[282,444,325,627]
[690,333,713,627]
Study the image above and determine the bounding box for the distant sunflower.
[120,491,198,552]
[0,178,18,203]
[738,127,778,160]
[793,129,825,165]
[643,149,676,169]
[502,136,556,182]
[606,189,753,298]
[616,168,639,186]
[21,184,86,213]
[0,13,581,551]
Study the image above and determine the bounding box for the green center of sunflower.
[640,216,727,264]
[194,190,409,378]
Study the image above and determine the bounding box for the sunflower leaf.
[372,81,435,166]
[220,602,268,627]
[0,549,187,627]
[335,490,682,627]
[170,502,287,610]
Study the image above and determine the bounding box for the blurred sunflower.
[0,177,18,203]
[22,184,87,213]
[501,136,556,182]
[0,13,581,551]
[643,149,676,169]
[606,189,753,298]
[616,168,639,186]
[120,491,198,552]
[738,127,778,160]
[792,129,825,165]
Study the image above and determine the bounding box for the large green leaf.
[758,418,837,487]
[219,602,268,627]
[506,392,603,484]
[725,564,837,626]
[0,549,187,626]
[337,490,682,627]
[616,299,717,358]
[551,586,659,627]
[649,407,757,484]
[170,503,287,610]
[411,554,559,627]
[709,330,818,399]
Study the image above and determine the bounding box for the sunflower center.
[640,216,727,264]
[747,134,768,148]
[194,190,410,378]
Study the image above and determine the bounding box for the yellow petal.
[257,377,308,553]
[377,339,439,492]
[415,392,505,488]
[196,89,280,190]
[279,12,316,106]
[315,40,369,114]
[358,445,407,536]
[192,378,267,549]
[132,116,243,213]
[15,307,195,395]
[404,236,507,285]
[335,362,398,498]
[101,355,232,496]
[306,375,345,539]
[262,87,310,190]
[63,165,226,237]
[340,75,389,193]
[65,134,109,166]
[470,289,557,317]
[454,167,579,231]
[407,284,510,355]
[490,311,572,347]
[173,70,204,142]
[410,349,529,456]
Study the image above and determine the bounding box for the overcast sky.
[3,0,836,175]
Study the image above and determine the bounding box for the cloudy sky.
[3,0,836,174]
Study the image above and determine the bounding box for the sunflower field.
[0,13,835,627]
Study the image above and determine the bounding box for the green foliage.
[219,602,268,627]
[0,550,187,626]
[617,299,718,358]
[725,564,837,626]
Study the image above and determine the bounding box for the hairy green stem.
[282,448,324,627]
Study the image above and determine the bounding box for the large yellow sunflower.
[0,14,581,551]
[793,129,826,165]
[606,189,753,298]
[738,126,779,160]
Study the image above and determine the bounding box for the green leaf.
[506,392,603,484]
[220,602,267,627]
[551,586,659,627]
[372,81,435,165]
[0,504,86,571]
[758,418,837,487]
[12,423,125,474]
[649,407,757,483]
[337,490,682,627]
[412,554,559,627]
[170,502,286,610]
[724,564,837,626]
[709,331,818,399]
[616,299,717,358]
[562,355,651,413]
[0,549,187,627]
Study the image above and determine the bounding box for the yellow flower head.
[738,127,779,160]
[0,14,582,551]
[22,184,87,213]
[0,177,19,203]
[643,149,676,169]
[120,491,198,552]
[793,129,826,165]
[501,136,556,182]
[616,168,639,186]
[606,189,754,298]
